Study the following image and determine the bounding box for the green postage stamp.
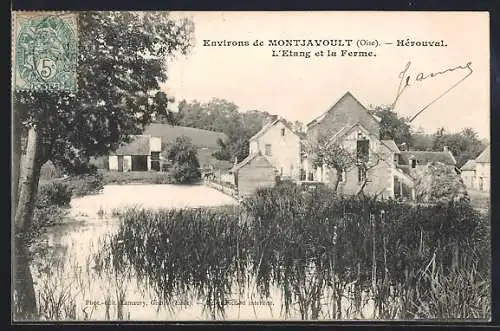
[13,12,78,91]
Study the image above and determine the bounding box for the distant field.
[468,189,490,214]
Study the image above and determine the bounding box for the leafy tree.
[176,99,273,162]
[164,136,201,183]
[13,11,193,319]
[370,105,413,147]
[432,128,486,167]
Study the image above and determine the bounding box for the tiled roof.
[381,140,401,153]
[143,124,227,149]
[230,153,274,172]
[475,146,490,163]
[399,151,456,166]
[460,159,477,171]
[249,116,296,142]
[306,92,380,139]
[113,135,150,155]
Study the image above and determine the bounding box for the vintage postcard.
[11,11,490,321]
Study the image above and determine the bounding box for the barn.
[230,153,278,197]
[109,135,162,171]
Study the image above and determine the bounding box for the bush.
[36,181,72,208]
[168,162,201,184]
[164,136,201,184]
[67,172,105,197]
[24,205,68,248]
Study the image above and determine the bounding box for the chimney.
[234,157,238,165]
[443,146,448,152]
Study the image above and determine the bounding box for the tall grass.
[95,184,490,320]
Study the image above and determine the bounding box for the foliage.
[370,105,413,147]
[25,206,68,248]
[164,136,201,184]
[414,161,469,203]
[66,172,105,197]
[98,184,489,320]
[39,161,64,180]
[176,99,275,162]
[102,170,173,185]
[432,127,487,167]
[36,182,72,208]
[13,11,194,174]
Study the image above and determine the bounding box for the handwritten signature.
[392,61,473,122]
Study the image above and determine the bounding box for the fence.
[204,179,239,200]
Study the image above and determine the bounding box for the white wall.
[109,156,118,171]
[251,121,301,180]
[249,140,259,155]
[461,170,476,189]
[476,163,490,192]
[123,155,132,172]
[150,136,161,152]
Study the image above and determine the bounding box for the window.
[358,166,367,182]
[410,159,417,168]
[357,139,369,163]
[265,144,272,156]
[308,172,314,181]
[299,168,306,181]
[281,128,285,137]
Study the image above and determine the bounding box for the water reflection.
[31,212,382,320]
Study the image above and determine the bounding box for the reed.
[95,185,490,320]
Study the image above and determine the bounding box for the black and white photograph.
[12,11,491,321]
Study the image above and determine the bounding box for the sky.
[162,11,490,139]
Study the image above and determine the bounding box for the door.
[151,152,160,171]
[117,155,124,172]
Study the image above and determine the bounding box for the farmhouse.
[248,116,301,180]
[460,145,490,192]
[106,124,230,172]
[303,92,415,199]
[214,91,462,200]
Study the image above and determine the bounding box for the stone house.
[460,145,490,192]
[302,92,415,199]
[247,116,302,180]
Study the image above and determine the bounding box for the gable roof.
[381,140,401,154]
[249,116,298,142]
[327,122,376,145]
[113,135,150,155]
[399,151,456,166]
[460,159,477,171]
[143,124,227,149]
[475,146,490,163]
[306,91,380,139]
[230,153,275,172]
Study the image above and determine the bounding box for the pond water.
[30,184,378,321]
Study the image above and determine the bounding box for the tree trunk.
[13,237,37,320]
[12,111,26,216]
[13,126,44,320]
[332,168,342,193]
[15,126,43,234]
